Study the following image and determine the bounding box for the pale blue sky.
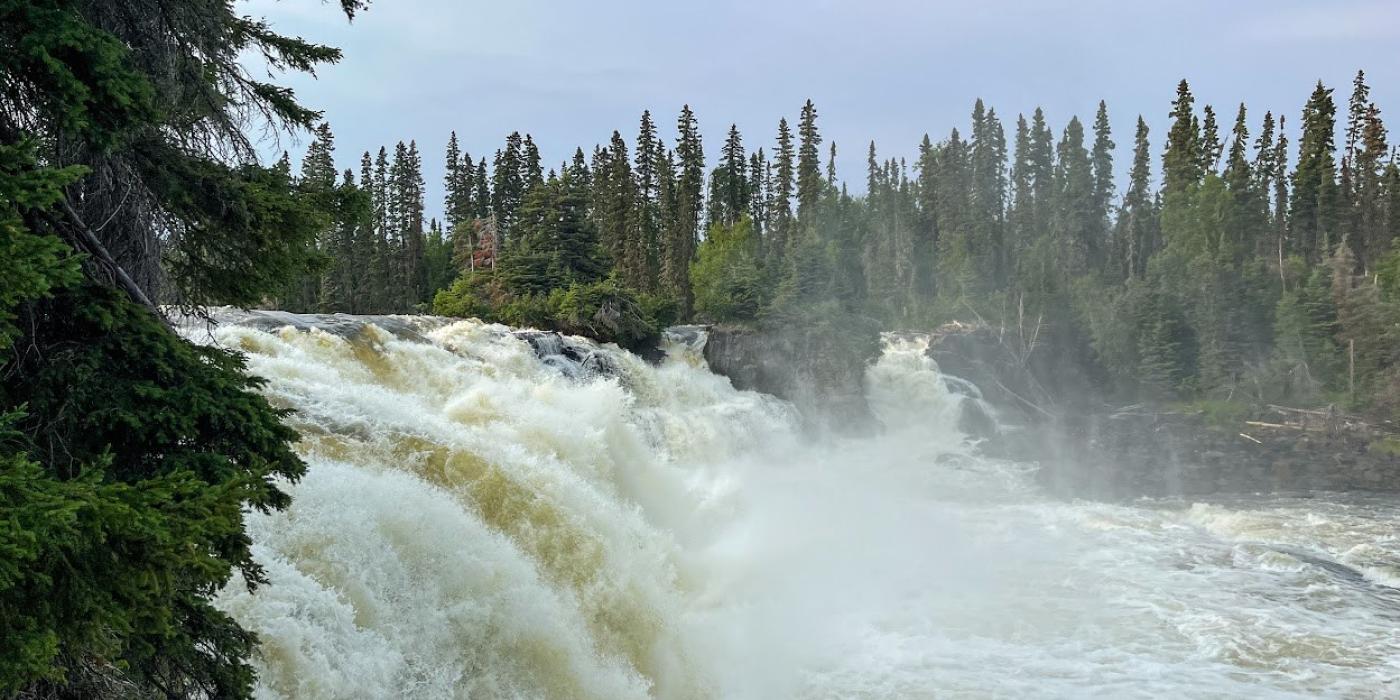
[246,0,1400,219]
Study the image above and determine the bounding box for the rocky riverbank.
[920,322,1400,499]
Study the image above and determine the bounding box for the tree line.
[282,72,1400,411]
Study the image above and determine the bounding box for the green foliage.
[691,218,766,322]
[434,271,660,349]
[158,152,329,306]
[552,277,659,348]
[0,0,157,149]
[1,286,305,697]
[2,1,360,693]
[0,142,84,350]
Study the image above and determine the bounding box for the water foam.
[187,314,1400,698]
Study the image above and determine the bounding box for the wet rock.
[701,322,880,435]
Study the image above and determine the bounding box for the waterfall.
[185,313,1400,699]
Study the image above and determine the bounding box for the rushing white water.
[187,317,1400,699]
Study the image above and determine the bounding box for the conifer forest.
[4,1,1400,698]
[288,75,1400,410]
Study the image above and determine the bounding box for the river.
[185,313,1400,698]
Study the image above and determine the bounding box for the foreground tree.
[1,1,365,695]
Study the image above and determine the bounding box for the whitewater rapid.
[187,315,1400,699]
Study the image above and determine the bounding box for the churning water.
[185,315,1400,699]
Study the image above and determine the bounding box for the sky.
[243,0,1400,220]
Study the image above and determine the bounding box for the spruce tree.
[634,111,663,291]
[748,148,769,241]
[0,1,365,693]
[1117,116,1156,279]
[300,122,338,191]
[493,133,525,243]
[1008,114,1035,261]
[1223,103,1262,259]
[522,134,544,191]
[1199,104,1223,175]
[913,135,940,301]
[709,124,749,227]
[1345,70,1372,167]
[1291,82,1339,262]
[969,100,1008,284]
[297,122,338,310]
[1091,101,1116,243]
[796,100,824,228]
[354,151,379,310]
[473,158,492,220]
[1025,107,1056,250]
[1272,116,1291,264]
[1052,116,1097,275]
[444,132,475,249]
[1354,102,1389,269]
[669,106,705,316]
[935,128,974,296]
[599,131,637,279]
[827,142,838,186]
[1252,111,1277,243]
[769,118,796,264]
[1163,80,1201,195]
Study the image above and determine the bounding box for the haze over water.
[190,314,1400,698]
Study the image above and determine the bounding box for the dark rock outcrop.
[1040,406,1400,499]
[702,323,880,434]
[922,321,1400,499]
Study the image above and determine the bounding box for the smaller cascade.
[867,332,1002,442]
